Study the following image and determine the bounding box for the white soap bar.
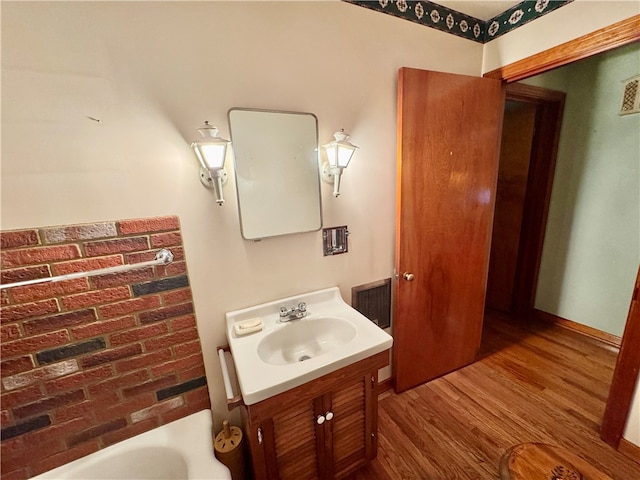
[234,317,263,336]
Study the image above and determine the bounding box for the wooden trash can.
[214,420,247,480]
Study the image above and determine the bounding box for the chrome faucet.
[279,302,308,322]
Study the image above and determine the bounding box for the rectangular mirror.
[228,108,322,240]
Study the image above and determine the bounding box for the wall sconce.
[191,121,231,206]
[321,129,359,197]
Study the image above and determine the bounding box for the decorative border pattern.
[343,0,574,44]
[486,0,573,41]
[344,0,485,42]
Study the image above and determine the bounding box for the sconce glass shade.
[194,143,227,170]
[191,121,230,170]
[321,129,358,197]
[322,129,358,169]
[191,121,230,206]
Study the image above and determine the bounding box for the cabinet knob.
[403,272,415,282]
[316,415,325,425]
[325,411,334,421]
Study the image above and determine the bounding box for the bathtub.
[33,410,232,479]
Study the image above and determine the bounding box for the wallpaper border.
[343,0,574,44]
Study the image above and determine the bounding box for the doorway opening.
[485,83,565,318]
[481,16,640,452]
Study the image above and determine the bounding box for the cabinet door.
[263,374,376,480]
[330,373,376,478]
[269,398,321,479]
[244,356,387,480]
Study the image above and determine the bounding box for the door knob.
[403,272,415,282]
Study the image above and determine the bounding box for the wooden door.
[394,68,505,392]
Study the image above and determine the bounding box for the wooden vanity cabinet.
[240,351,389,480]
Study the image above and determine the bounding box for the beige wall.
[1,0,481,426]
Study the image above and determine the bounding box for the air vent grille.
[351,278,391,329]
[620,75,640,115]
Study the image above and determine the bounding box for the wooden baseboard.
[377,377,393,395]
[619,438,640,465]
[533,309,621,348]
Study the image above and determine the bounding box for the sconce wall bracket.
[199,166,228,188]
[320,163,336,183]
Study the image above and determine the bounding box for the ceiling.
[435,1,523,20]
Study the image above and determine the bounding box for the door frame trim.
[602,267,640,449]
[484,14,640,449]
[484,15,640,82]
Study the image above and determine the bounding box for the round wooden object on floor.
[499,443,613,480]
[214,420,246,480]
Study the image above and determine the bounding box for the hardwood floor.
[350,310,640,479]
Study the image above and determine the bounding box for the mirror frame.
[227,107,323,241]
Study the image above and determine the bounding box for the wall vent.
[351,278,391,329]
[620,75,640,115]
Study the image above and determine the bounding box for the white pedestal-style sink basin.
[225,287,393,405]
[257,317,357,365]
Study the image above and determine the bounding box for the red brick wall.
[0,216,211,480]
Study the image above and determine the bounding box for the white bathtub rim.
[32,409,232,480]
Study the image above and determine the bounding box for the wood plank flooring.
[350,310,640,479]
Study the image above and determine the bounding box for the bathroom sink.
[225,287,393,404]
[257,317,357,365]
